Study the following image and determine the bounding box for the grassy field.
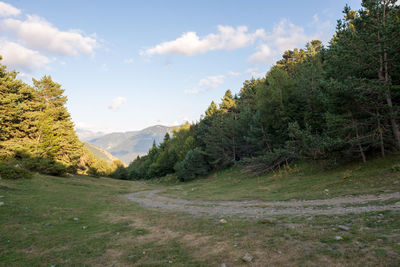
[1,155,400,266]
[149,154,400,201]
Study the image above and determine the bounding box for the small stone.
[117,232,120,235]
[128,254,136,259]
[168,260,173,263]
[233,244,238,247]
[393,181,399,185]
[143,251,146,255]
[338,225,350,231]
[234,233,240,237]
[50,265,56,267]
[73,217,79,221]
[82,226,87,230]
[221,263,227,267]
[0,202,4,206]
[219,219,227,224]
[242,252,253,262]
[334,236,343,241]
[45,222,51,227]
[0,195,4,198]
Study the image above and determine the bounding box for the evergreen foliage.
[118,1,400,181]
[0,58,116,176]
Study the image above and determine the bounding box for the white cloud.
[0,2,20,17]
[0,41,50,72]
[108,97,127,110]
[184,88,200,95]
[124,58,134,64]
[248,18,320,64]
[1,15,97,56]
[185,74,225,94]
[143,25,266,56]
[248,44,271,63]
[228,71,241,77]
[245,68,265,78]
[199,75,225,89]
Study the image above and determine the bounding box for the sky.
[0,0,363,133]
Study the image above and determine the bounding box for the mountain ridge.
[83,125,174,164]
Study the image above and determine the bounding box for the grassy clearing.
[149,154,400,201]
[1,155,400,266]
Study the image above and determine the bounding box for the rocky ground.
[125,190,400,218]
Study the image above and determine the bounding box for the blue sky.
[0,0,362,132]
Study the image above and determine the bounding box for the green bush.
[19,157,67,176]
[391,164,400,172]
[0,162,33,179]
[174,148,209,182]
[87,167,100,178]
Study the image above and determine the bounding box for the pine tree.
[205,101,218,117]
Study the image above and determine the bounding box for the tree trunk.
[378,2,400,149]
[376,108,385,157]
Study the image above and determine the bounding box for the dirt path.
[125,190,400,218]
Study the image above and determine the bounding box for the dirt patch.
[125,190,400,218]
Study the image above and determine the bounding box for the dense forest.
[0,61,123,177]
[112,1,400,181]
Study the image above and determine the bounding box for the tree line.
[0,61,122,177]
[113,0,400,181]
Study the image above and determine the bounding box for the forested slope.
[0,61,121,177]
[113,1,400,182]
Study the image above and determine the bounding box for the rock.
[334,236,343,241]
[338,225,350,231]
[242,252,253,262]
[128,254,136,259]
[73,217,79,221]
[221,263,227,267]
[393,181,399,185]
[0,202,4,206]
[82,226,87,230]
[45,222,52,227]
[234,233,240,237]
[117,232,120,235]
[219,219,227,224]
[0,195,4,198]
[168,260,173,263]
[324,189,329,193]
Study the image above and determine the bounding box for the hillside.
[84,143,123,165]
[86,125,173,164]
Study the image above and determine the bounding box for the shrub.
[19,157,67,176]
[174,148,209,182]
[391,164,400,172]
[87,166,100,178]
[0,162,33,179]
[240,149,296,176]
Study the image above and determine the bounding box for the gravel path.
[125,190,400,218]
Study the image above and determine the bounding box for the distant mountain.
[86,125,173,165]
[76,128,106,141]
[84,143,123,165]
